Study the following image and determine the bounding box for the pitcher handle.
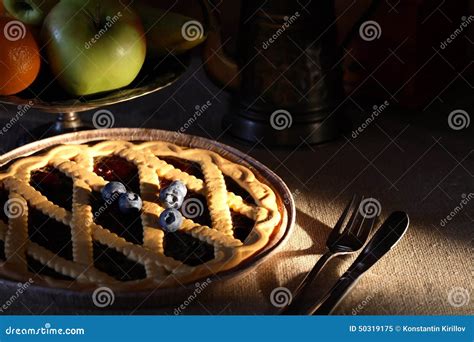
[198,0,241,90]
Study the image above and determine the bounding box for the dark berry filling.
[1,189,9,260]
[92,156,144,244]
[90,191,143,245]
[159,156,204,179]
[30,167,73,211]
[224,175,256,205]
[0,241,5,261]
[28,207,73,261]
[163,231,214,266]
[94,156,140,194]
[93,241,146,281]
[0,188,9,224]
[231,211,255,242]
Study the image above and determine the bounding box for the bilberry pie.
[0,140,282,290]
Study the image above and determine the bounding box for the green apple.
[42,0,146,96]
[3,0,58,25]
[133,3,206,57]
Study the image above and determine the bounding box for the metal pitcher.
[201,0,381,146]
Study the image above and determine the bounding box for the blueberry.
[118,192,143,214]
[101,182,126,202]
[159,208,183,232]
[159,187,184,209]
[169,180,187,197]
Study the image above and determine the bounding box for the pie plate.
[0,128,295,311]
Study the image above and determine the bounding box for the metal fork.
[280,195,375,314]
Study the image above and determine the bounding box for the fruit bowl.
[0,0,214,146]
[0,54,190,145]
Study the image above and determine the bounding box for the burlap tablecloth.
[0,58,471,315]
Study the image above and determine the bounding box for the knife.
[309,211,410,315]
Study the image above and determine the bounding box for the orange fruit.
[0,17,41,95]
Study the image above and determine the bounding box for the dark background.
[0,0,472,315]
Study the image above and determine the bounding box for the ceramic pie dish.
[0,129,295,308]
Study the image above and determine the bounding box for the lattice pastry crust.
[0,141,282,291]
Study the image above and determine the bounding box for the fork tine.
[347,200,376,242]
[332,194,358,236]
[328,194,357,241]
[341,195,363,234]
[357,215,375,241]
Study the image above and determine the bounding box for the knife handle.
[280,251,335,315]
[308,272,361,315]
